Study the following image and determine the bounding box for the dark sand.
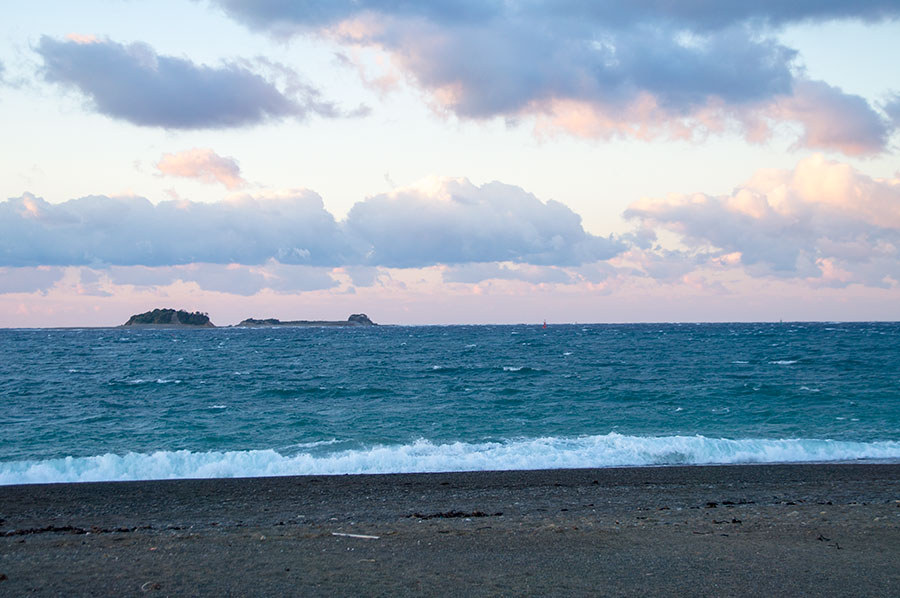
[2,463,899,596]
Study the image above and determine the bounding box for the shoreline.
[3,463,899,595]
[4,457,900,488]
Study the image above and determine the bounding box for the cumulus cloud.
[0,191,352,267]
[625,155,900,287]
[35,36,336,129]
[345,178,624,268]
[1,179,623,270]
[156,148,247,189]
[212,0,897,153]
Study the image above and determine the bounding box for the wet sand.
[2,463,899,596]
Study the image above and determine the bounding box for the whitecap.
[769,360,798,365]
[4,434,900,485]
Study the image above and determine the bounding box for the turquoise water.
[2,322,899,484]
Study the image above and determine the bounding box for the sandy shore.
[2,463,899,596]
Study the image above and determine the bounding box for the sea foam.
[2,433,900,485]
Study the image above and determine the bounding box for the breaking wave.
[3,433,900,485]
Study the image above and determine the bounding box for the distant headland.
[120,309,376,328]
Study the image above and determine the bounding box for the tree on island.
[124,309,213,327]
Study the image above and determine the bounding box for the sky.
[1,1,899,326]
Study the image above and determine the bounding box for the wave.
[2,433,900,485]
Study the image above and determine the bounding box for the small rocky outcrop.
[122,309,214,327]
[347,313,375,326]
[236,314,377,327]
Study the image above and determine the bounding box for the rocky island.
[122,309,215,328]
[236,313,376,327]
[120,310,376,328]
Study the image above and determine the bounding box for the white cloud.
[345,177,624,267]
[1,178,625,270]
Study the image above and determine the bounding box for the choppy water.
[2,322,899,484]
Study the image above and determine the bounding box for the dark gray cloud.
[35,36,335,129]
[344,179,624,268]
[213,0,897,152]
[1,179,625,270]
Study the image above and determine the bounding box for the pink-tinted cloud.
[156,148,247,189]
[625,155,900,286]
[4,260,899,328]
[213,0,898,154]
[769,80,891,156]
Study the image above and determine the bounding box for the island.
[122,308,215,328]
[236,313,376,327]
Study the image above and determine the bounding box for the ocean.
[2,322,899,485]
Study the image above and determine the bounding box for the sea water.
[2,322,899,484]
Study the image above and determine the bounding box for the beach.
[2,463,899,596]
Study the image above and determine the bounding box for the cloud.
[107,263,338,295]
[2,178,624,270]
[0,191,352,267]
[156,148,247,189]
[344,177,624,267]
[0,267,64,294]
[769,80,891,155]
[212,1,898,153]
[35,36,336,129]
[624,155,900,287]
[885,93,900,128]
[213,2,900,34]
[442,263,574,285]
